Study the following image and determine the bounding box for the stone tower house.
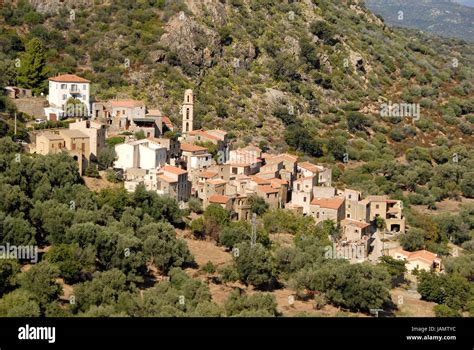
[182,89,194,135]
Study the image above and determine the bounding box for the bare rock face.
[229,41,259,69]
[29,0,89,14]
[160,12,221,75]
[185,0,228,26]
[149,50,167,63]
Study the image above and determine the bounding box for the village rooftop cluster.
[9,74,442,272]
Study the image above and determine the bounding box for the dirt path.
[390,288,436,317]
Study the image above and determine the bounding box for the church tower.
[182,89,194,136]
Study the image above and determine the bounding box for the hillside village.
[1,0,473,322]
[9,73,442,273]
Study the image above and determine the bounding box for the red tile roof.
[49,74,90,83]
[257,185,279,194]
[207,179,227,185]
[270,178,288,185]
[250,176,271,185]
[310,197,345,209]
[200,170,218,179]
[341,219,370,229]
[189,129,220,141]
[181,143,208,152]
[409,250,439,262]
[393,249,440,264]
[110,99,145,108]
[163,165,187,175]
[268,153,299,163]
[298,161,319,173]
[209,194,231,204]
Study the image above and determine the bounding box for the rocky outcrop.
[185,0,228,26]
[29,0,89,14]
[159,12,221,75]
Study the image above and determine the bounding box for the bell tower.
[182,89,194,136]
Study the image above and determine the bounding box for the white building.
[114,139,167,171]
[181,143,212,170]
[124,166,190,202]
[47,74,91,119]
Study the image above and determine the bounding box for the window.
[376,204,380,209]
[186,108,190,119]
[303,197,306,202]
[62,94,67,100]
[348,204,351,208]
[347,214,350,218]
[83,84,87,90]
[297,184,300,191]
[316,212,320,219]
[61,84,67,89]
[349,194,352,199]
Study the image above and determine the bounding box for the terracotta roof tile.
[181,143,208,152]
[163,165,187,175]
[250,176,271,185]
[207,179,227,185]
[49,74,90,83]
[200,171,218,179]
[209,194,231,204]
[257,185,279,194]
[341,219,370,229]
[298,161,319,173]
[310,197,345,209]
[110,99,145,108]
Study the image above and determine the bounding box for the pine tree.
[16,38,48,95]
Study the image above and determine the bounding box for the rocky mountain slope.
[1,0,473,205]
[365,0,474,42]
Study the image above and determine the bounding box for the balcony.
[69,85,81,94]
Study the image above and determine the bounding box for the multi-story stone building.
[46,74,91,120]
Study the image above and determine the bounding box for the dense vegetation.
[1,0,473,208]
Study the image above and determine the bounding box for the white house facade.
[47,74,91,118]
[114,139,167,171]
